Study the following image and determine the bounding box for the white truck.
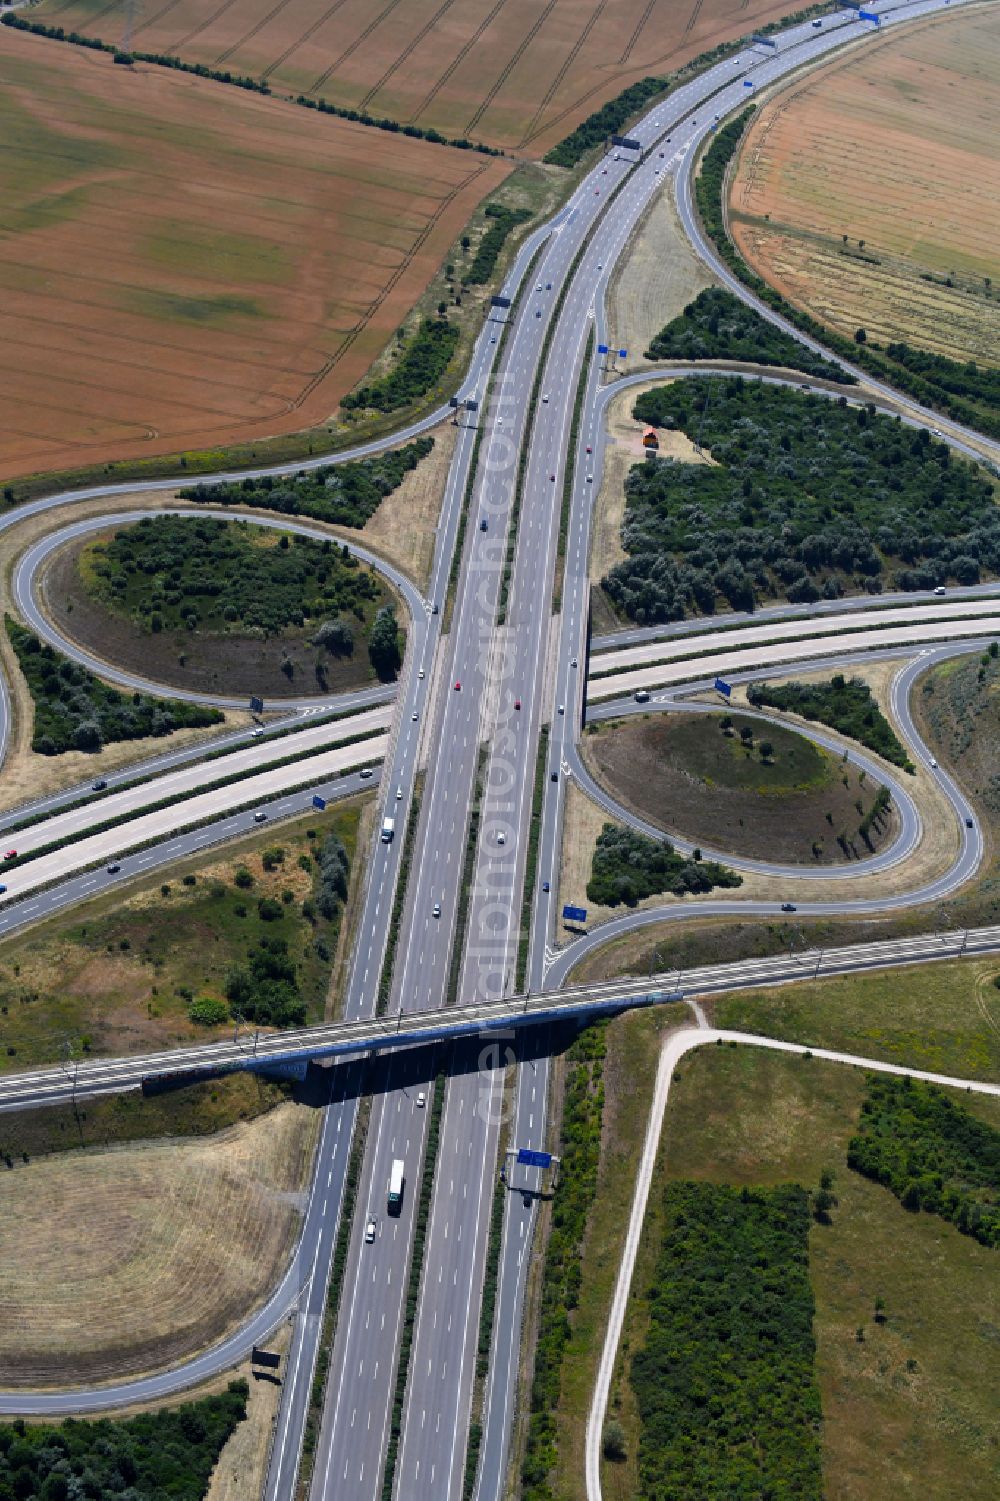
[388,1158,405,1214]
[381,816,395,843]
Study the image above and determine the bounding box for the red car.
[585,445,592,454]
[514,699,521,710]
[454,680,461,690]
[3,850,15,861]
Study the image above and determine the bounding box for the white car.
[360,768,374,779]
[365,1217,377,1244]
[416,1091,426,1108]
[542,393,549,403]
[418,668,425,679]
[412,711,419,721]
[432,902,441,918]
[933,586,946,597]
[557,704,565,715]
[930,757,938,769]
[497,831,506,845]
[251,727,265,739]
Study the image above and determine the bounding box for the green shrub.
[747,676,914,771]
[465,204,532,285]
[647,287,850,381]
[87,516,386,641]
[341,320,459,414]
[6,616,222,755]
[602,378,996,622]
[848,1074,1000,1246]
[189,996,229,1026]
[587,824,741,907]
[0,1380,248,1499]
[181,437,432,531]
[630,1183,822,1499]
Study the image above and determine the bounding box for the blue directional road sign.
[743,79,755,88]
[597,343,609,355]
[618,349,627,359]
[249,696,264,713]
[518,1148,553,1169]
[563,904,588,923]
[312,794,327,810]
[858,9,880,19]
[714,677,732,698]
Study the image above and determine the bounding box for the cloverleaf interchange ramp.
[0,4,996,1498]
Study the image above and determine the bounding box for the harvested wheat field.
[0,1103,315,1386]
[729,8,1000,365]
[35,0,806,154]
[0,28,507,482]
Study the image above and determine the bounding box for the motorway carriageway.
[0,706,390,861]
[0,736,388,910]
[587,609,1000,700]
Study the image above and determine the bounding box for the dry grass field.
[0,28,507,482]
[35,0,807,154]
[581,711,896,865]
[0,1103,315,1386]
[729,8,1000,364]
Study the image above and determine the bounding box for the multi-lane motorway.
[0,2,995,1499]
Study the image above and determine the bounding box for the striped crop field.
[32,0,807,154]
[0,27,507,482]
[728,8,1000,366]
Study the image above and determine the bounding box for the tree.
[602,1421,627,1462]
[313,618,354,656]
[759,739,774,762]
[739,726,753,746]
[855,327,867,344]
[368,605,401,680]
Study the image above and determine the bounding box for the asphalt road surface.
[0,8,991,1501]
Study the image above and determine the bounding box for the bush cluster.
[6,617,222,756]
[631,1182,822,1499]
[646,287,850,381]
[587,824,741,907]
[696,109,1000,437]
[465,204,532,285]
[848,1074,1000,1246]
[0,1380,247,1499]
[747,675,914,771]
[341,319,459,414]
[90,516,383,644]
[181,437,433,530]
[223,832,349,1028]
[602,378,997,623]
[522,1026,607,1499]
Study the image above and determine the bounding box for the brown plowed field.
[0,29,507,481]
[34,0,806,154]
[729,8,1000,365]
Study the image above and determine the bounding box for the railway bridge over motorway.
[4,924,999,1115]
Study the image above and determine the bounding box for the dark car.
[542,881,550,893]
[106,863,121,875]
[0,885,7,896]
[780,902,796,913]
[966,817,974,828]
[550,771,558,782]
[92,779,107,791]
